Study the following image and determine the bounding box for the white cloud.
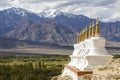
[0,0,120,22]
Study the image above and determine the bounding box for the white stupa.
[61,18,112,80]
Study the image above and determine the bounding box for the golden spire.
[81,30,83,41]
[91,21,95,37]
[85,26,88,39]
[78,32,81,43]
[81,29,84,41]
[87,26,89,39]
[89,23,92,38]
[77,31,83,43]
[77,33,79,43]
[83,29,86,41]
[95,17,100,36]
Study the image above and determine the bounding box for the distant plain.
[0,46,120,56]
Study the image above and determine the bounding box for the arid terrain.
[0,46,73,56]
[0,46,120,56]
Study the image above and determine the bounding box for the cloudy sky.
[0,0,120,22]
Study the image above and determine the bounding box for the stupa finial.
[95,17,100,36]
[91,21,95,37]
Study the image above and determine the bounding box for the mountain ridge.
[0,7,120,46]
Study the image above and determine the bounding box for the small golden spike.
[79,31,81,42]
[83,29,85,41]
[88,24,90,38]
[78,34,80,43]
[77,33,79,43]
[81,31,83,41]
[81,29,84,41]
[86,26,88,39]
[95,17,100,36]
[77,34,79,43]
[84,26,87,39]
[96,17,99,24]
[89,23,92,38]
[83,29,85,40]
[91,21,95,37]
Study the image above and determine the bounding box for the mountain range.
[0,7,120,47]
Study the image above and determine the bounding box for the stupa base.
[85,55,112,70]
[61,65,92,80]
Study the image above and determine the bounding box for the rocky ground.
[91,58,120,80]
[51,75,72,80]
[51,58,120,80]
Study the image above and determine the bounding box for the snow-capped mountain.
[39,9,62,18]
[0,7,76,45]
[39,9,83,18]
[39,9,91,34]
[3,7,36,16]
[1,7,44,22]
[0,7,45,35]
[0,7,120,46]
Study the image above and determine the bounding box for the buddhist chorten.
[61,18,112,80]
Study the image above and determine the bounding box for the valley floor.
[0,47,120,56]
[0,47,73,56]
